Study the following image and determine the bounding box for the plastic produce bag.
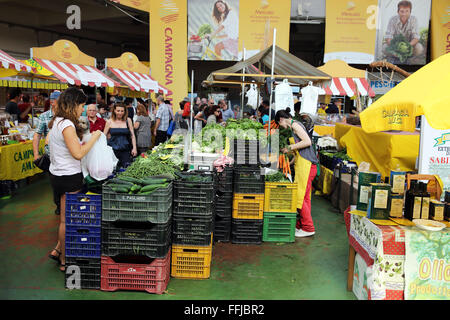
[81,132,118,181]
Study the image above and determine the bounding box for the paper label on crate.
[81,237,87,242]
[360,186,370,204]
[119,195,147,201]
[374,190,389,209]
[79,205,86,210]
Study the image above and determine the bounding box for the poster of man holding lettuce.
[376,0,431,65]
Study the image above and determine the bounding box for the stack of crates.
[171,171,215,279]
[214,165,234,242]
[262,181,298,243]
[231,164,265,244]
[64,193,102,290]
[99,180,172,294]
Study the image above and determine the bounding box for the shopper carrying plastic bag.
[81,132,118,181]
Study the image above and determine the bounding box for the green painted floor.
[0,175,356,300]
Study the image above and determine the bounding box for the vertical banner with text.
[238,0,291,59]
[150,0,187,106]
[324,0,378,64]
[431,0,450,60]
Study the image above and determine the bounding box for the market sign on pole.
[418,116,450,200]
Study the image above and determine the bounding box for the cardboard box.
[430,200,445,221]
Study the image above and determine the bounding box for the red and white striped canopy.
[0,49,36,73]
[33,58,119,88]
[320,77,375,98]
[108,67,170,94]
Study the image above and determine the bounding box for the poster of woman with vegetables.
[375,0,431,65]
[187,0,239,61]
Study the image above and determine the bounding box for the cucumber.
[117,176,143,184]
[139,183,168,193]
[111,186,130,193]
[141,178,168,185]
[109,178,134,186]
[130,184,142,193]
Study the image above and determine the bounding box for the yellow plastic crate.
[264,182,298,213]
[232,193,265,220]
[170,234,213,279]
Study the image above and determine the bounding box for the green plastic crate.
[262,212,296,243]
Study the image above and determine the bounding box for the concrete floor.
[0,175,356,300]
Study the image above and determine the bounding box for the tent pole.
[189,70,194,156]
[240,46,246,119]
[267,28,277,162]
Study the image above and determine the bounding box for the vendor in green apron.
[275,110,319,238]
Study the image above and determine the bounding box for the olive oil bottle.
[405,180,422,220]
[420,182,430,220]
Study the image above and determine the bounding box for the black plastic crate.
[173,213,214,232]
[173,181,215,203]
[232,140,260,165]
[231,218,263,244]
[214,215,231,243]
[233,165,265,194]
[65,257,101,290]
[101,220,171,258]
[173,199,215,215]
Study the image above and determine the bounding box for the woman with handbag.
[47,87,102,272]
[104,103,137,168]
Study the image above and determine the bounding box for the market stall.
[104,51,170,100]
[313,59,376,138]
[334,123,420,178]
[344,53,450,300]
[30,39,120,90]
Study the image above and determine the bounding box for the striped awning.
[0,49,36,73]
[321,77,375,97]
[107,67,169,94]
[33,58,119,88]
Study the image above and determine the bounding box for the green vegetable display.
[118,153,182,180]
[265,171,290,182]
[385,34,413,63]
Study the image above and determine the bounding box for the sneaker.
[295,229,315,238]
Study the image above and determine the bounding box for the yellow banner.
[431,0,450,60]
[149,0,187,109]
[0,140,45,181]
[324,0,378,64]
[239,0,290,56]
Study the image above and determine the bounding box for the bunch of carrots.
[278,153,291,176]
[263,120,278,136]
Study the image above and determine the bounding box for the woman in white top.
[47,87,102,272]
[208,1,239,59]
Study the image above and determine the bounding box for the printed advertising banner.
[187,0,290,61]
[324,0,378,64]
[404,229,450,300]
[430,0,450,60]
[325,0,431,65]
[418,116,450,199]
[149,0,187,106]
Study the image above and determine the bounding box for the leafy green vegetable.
[118,153,182,180]
[265,171,290,182]
[385,34,413,63]
[197,24,212,38]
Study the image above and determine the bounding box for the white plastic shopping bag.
[81,132,118,181]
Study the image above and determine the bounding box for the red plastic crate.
[100,249,170,294]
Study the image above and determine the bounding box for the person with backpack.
[153,96,171,146]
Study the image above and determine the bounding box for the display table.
[0,140,45,181]
[335,123,420,178]
[314,125,335,137]
[344,207,450,300]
